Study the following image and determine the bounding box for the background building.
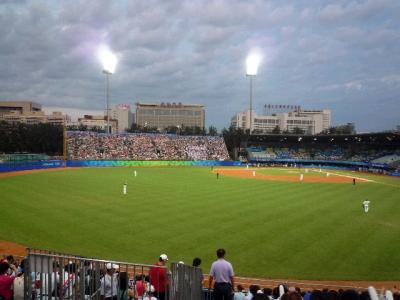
[135,102,205,130]
[77,115,118,133]
[231,109,331,134]
[0,101,70,125]
[108,104,134,133]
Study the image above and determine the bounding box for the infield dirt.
[214,168,366,183]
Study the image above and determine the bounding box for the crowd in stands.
[232,284,400,300]
[2,253,400,300]
[247,147,400,165]
[0,254,168,300]
[67,132,230,161]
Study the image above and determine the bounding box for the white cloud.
[344,80,362,91]
[380,74,400,86]
[319,4,345,22]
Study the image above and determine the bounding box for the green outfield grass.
[1,167,400,280]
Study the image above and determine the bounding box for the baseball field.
[0,166,399,280]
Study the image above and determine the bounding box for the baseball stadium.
[1,123,399,300]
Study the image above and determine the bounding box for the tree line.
[0,121,63,155]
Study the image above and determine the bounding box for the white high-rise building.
[231,109,331,135]
[107,104,134,133]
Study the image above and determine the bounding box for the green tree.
[272,125,280,134]
[208,126,218,136]
[165,126,178,134]
[193,126,206,135]
[222,126,249,160]
[78,124,88,131]
[126,123,142,133]
[292,127,305,134]
[0,121,63,155]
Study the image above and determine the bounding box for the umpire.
[208,248,235,300]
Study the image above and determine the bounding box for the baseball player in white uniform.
[123,183,127,195]
[362,199,370,213]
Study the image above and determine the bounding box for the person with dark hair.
[62,262,78,298]
[134,275,145,300]
[192,257,202,267]
[272,287,280,300]
[149,254,169,300]
[192,257,204,286]
[287,291,303,300]
[118,272,129,300]
[328,290,340,300]
[13,259,27,300]
[253,292,268,300]
[5,257,14,266]
[245,285,260,300]
[263,288,273,300]
[340,290,360,300]
[84,261,97,297]
[234,285,246,300]
[208,248,235,300]
[100,263,119,300]
[0,261,17,300]
[358,291,369,300]
[311,289,324,300]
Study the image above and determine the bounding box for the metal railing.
[23,249,203,300]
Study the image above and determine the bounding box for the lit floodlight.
[246,54,260,76]
[98,46,118,74]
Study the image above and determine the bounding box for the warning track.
[214,168,364,183]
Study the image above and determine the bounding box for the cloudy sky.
[1,0,399,132]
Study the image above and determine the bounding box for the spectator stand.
[23,248,203,300]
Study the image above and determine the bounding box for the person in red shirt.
[149,254,169,300]
[0,261,17,300]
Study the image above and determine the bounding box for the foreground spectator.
[149,254,169,300]
[245,285,261,300]
[101,263,118,300]
[0,261,17,300]
[209,248,235,300]
[234,285,246,300]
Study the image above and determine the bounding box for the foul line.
[310,169,373,183]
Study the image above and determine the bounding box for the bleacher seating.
[67,132,230,161]
[247,147,400,165]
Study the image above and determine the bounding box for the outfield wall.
[1,159,399,177]
[0,160,66,172]
[0,160,241,172]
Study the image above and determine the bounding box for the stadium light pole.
[246,54,260,135]
[99,47,118,134]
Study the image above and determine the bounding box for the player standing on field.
[362,199,370,213]
[123,182,127,195]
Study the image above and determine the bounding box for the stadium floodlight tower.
[246,53,260,134]
[99,46,118,134]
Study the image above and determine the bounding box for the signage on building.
[117,104,131,110]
